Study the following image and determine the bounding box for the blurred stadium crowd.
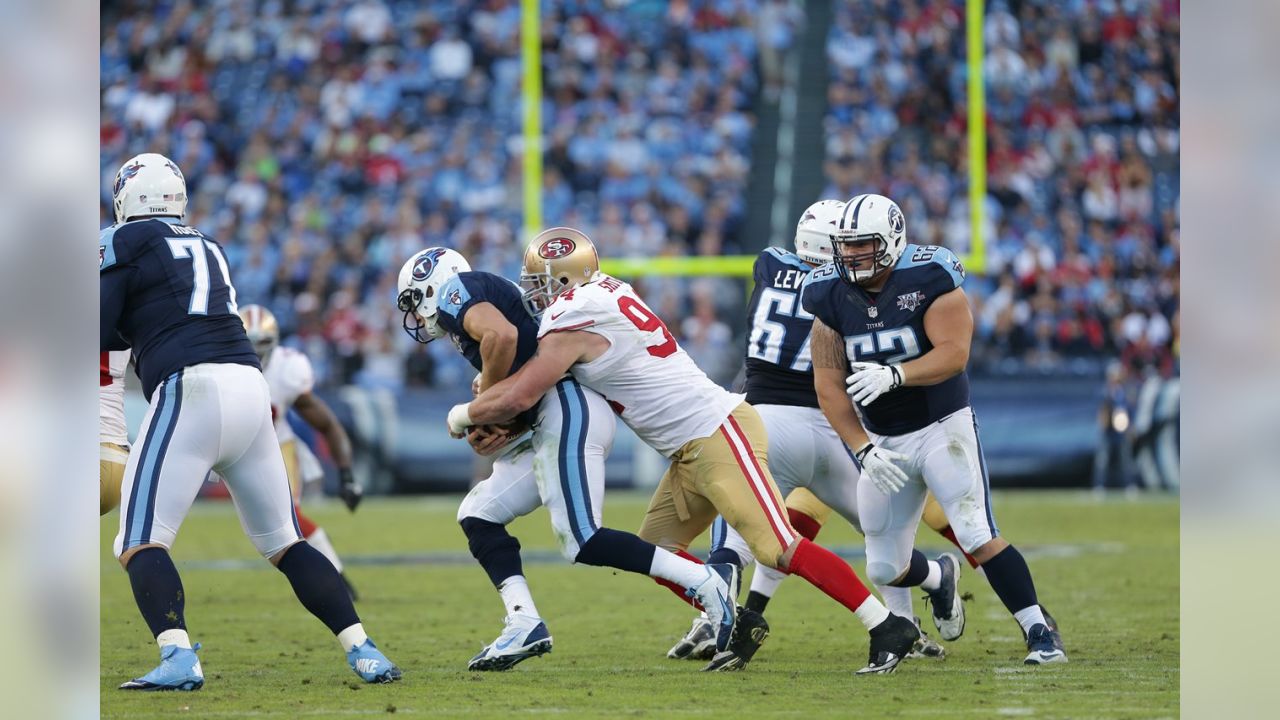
[100,0,1178,396]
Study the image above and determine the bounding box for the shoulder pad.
[762,247,810,270]
[898,245,965,288]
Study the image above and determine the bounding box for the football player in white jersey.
[239,305,363,600]
[395,246,737,670]
[100,350,131,514]
[805,193,1066,664]
[450,228,922,675]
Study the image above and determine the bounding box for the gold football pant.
[100,442,128,515]
[639,402,798,569]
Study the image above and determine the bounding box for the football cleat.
[688,564,738,654]
[667,614,717,660]
[119,643,204,691]
[703,607,770,672]
[1024,623,1068,665]
[856,613,920,675]
[346,639,402,683]
[906,617,946,660]
[468,613,553,671]
[925,553,965,641]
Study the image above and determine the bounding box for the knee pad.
[866,560,904,587]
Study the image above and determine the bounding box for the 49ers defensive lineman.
[449,227,921,675]
[100,350,131,515]
[239,304,363,600]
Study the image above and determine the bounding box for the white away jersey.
[538,275,743,457]
[264,346,315,442]
[99,350,130,446]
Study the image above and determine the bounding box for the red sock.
[939,525,980,568]
[787,508,822,542]
[786,538,871,612]
[294,503,317,538]
[653,549,705,610]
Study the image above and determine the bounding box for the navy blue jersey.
[100,218,259,399]
[744,247,820,408]
[801,244,970,436]
[435,271,541,427]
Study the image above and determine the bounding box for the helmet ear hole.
[425,286,434,298]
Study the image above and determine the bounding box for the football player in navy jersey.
[395,245,735,671]
[100,153,400,690]
[802,193,1066,665]
[670,201,968,669]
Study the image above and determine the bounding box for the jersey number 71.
[166,237,238,316]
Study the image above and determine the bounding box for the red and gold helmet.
[238,304,280,367]
[520,227,600,314]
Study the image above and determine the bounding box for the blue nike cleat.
[119,643,204,691]
[468,613,553,671]
[925,553,965,641]
[1024,623,1068,665]
[346,639,402,683]
[688,563,738,654]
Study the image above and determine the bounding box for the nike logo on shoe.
[355,658,381,674]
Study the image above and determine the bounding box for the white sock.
[877,584,914,620]
[920,560,943,592]
[1013,605,1048,635]
[649,549,711,590]
[498,575,539,617]
[853,596,891,630]
[749,561,788,599]
[306,528,344,573]
[156,629,191,650]
[337,623,369,652]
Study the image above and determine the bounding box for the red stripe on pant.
[719,418,792,548]
[654,549,705,610]
[938,525,980,568]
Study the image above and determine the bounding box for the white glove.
[846,362,903,406]
[855,442,909,495]
[446,403,474,438]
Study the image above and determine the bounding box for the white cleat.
[667,614,717,660]
[468,612,553,671]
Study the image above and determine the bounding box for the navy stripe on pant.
[555,380,597,547]
[125,370,184,549]
[971,413,999,535]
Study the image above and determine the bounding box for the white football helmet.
[833,193,908,284]
[112,152,187,224]
[396,247,471,343]
[793,199,846,265]
[238,304,280,367]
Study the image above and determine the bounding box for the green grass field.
[101,490,1178,719]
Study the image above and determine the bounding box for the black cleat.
[857,613,920,675]
[703,607,770,672]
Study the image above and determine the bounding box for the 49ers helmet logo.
[538,237,576,259]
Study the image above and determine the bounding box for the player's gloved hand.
[855,442,909,495]
[337,468,363,512]
[845,362,904,406]
[447,403,474,438]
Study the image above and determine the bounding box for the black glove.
[338,468,363,512]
